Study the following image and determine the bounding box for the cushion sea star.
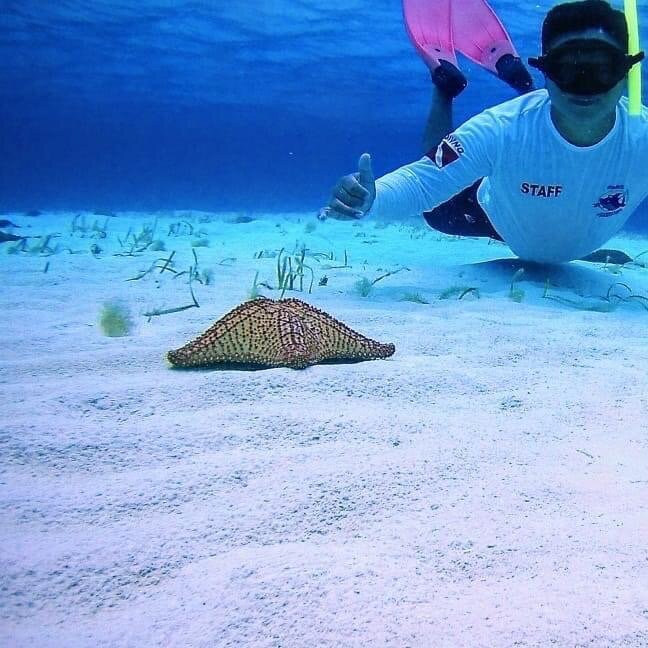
[167,297,395,370]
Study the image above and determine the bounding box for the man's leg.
[406,0,533,241]
[420,81,500,240]
[423,86,454,154]
[421,58,467,154]
[423,179,503,240]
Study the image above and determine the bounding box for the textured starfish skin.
[167,297,395,369]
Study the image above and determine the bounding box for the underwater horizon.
[2,0,648,230]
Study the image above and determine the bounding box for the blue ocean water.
[1,0,647,231]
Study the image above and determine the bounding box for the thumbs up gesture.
[320,153,376,221]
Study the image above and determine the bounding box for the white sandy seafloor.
[1,209,648,648]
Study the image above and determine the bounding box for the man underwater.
[324,0,648,265]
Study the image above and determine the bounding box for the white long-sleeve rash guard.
[370,90,648,264]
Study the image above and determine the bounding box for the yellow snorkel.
[624,0,643,114]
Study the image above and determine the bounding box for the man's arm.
[324,108,501,222]
[369,111,499,220]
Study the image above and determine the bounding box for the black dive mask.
[529,39,645,95]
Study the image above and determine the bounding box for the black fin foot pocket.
[431,60,468,99]
[496,54,534,94]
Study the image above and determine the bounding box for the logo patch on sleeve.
[428,134,465,169]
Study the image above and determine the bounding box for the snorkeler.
[323,0,648,265]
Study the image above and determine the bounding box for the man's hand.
[319,153,376,221]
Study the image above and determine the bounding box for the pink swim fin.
[402,0,533,94]
[403,0,456,68]
[402,0,467,98]
[451,0,533,92]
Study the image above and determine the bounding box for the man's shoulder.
[457,90,548,139]
[615,98,648,155]
[480,89,548,122]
